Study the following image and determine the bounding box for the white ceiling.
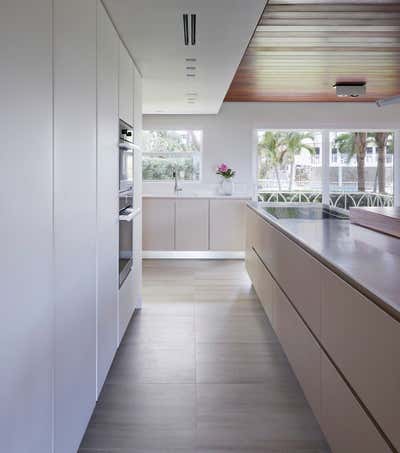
[103,0,266,114]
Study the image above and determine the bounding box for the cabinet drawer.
[322,267,400,451]
[247,208,321,336]
[245,247,275,325]
[274,286,322,420]
[321,355,391,453]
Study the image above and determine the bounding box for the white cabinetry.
[96,1,119,396]
[119,43,134,125]
[176,199,209,250]
[53,1,97,452]
[246,206,398,453]
[143,197,249,254]
[143,199,176,250]
[210,199,247,250]
[0,2,53,452]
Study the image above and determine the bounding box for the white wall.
[144,102,400,196]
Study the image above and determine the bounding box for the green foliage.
[142,156,199,181]
[142,130,201,181]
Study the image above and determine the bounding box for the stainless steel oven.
[119,192,133,288]
[119,119,134,193]
[118,119,135,287]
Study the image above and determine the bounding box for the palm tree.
[334,132,367,192]
[257,131,285,191]
[281,131,315,191]
[370,132,392,194]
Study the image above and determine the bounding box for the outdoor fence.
[258,191,394,210]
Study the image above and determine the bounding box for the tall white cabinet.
[0,2,53,452]
[96,2,120,396]
[53,1,97,452]
[0,1,142,453]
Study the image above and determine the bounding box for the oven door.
[119,145,133,192]
[119,208,133,288]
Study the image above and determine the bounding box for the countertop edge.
[247,202,400,323]
[143,194,252,200]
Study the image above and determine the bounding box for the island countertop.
[248,202,400,322]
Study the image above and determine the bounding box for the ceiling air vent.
[334,82,366,98]
[183,13,196,46]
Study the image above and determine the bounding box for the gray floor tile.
[195,315,278,344]
[107,342,195,384]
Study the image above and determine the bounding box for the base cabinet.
[143,197,249,252]
[321,356,391,453]
[246,206,397,453]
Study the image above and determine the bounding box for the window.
[142,130,202,181]
[329,131,394,209]
[257,130,322,203]
[256,129,396,209]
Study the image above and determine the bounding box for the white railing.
[258,191,394,210]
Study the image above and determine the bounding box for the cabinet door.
[322,267,400,451]
[321,355,391,453]
[176,199,209,250]
[274,287,322,420]
[119,43,134,125]
[96,1,119,397]
[0,2,53,452]
[210,199,247,250]
[143,199,175,250]
[54,0,97,452]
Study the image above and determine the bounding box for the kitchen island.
[246,202,400,453]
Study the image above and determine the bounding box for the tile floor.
[79,259,330,453]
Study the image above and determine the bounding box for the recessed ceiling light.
[186,66,196,71]
[186,73,196,77]
[185,58,196,62]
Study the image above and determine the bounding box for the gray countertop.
[248,202,400,322]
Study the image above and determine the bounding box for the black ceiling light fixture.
[183,13,196,46]
[191,14,196,45]
[183,14,189,45]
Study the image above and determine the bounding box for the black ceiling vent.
[183,13,196,46]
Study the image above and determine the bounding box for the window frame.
[142,129,203,183]
[253,128,400,207]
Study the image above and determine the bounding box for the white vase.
[221,178,234,196]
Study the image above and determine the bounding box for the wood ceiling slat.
[225,1,400,102]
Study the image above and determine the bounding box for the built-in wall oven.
[119,119,135,287]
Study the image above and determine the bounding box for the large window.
[329,131,394,209]
[257,130,322,203]
[256,129,395,209]
[142,130,202,181]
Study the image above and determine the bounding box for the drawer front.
[322,267,400,451]
[321,355,391,453]
[274,286,322,420]
[245,247,275,325]
[247,208,321,336]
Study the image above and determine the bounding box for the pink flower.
[218,163,228,172]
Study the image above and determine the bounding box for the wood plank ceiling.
[224,0,400,102]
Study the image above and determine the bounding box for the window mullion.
[321,130,330,205]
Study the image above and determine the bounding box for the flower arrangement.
[216,163,235,179]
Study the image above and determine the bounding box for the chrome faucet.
[173,167,183,193]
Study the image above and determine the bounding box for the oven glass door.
[119,147,133,192]
[119,212,133,288]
